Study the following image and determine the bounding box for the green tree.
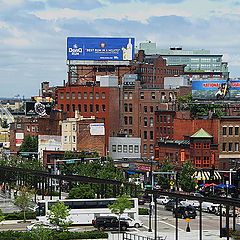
[30,223,53,240]
[1,119,9,128]
[108,194,132,232]
[14,187,33,223]
[0,209,5,223]
[179,159,196,193]
[67,185,95,199]
[47,200,72,231]
[157,157,174,190]
[18,134,38,153]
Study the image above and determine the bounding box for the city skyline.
[0,0,240,97]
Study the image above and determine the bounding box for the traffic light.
[81,157,84,163]
[210,169,214,180]
[237,169,240,180]
[17,151,20,157]
[101,157,106,163]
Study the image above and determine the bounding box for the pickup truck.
[92,216,129,231]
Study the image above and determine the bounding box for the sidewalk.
[1,219,36,225]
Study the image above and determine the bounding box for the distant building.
[139,42,229,79]
[109,136,141,159]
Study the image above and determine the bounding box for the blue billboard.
[192,79,240,101]
[67,37,135,61]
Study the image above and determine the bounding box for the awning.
[193,170,222,181]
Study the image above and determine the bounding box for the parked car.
[165,200,183,211]
[27,222,60,231]
[92,216,129,231]
[180,199,200,208]
[120,217,143,228]
[173,205,197,219]
[202,202,219,213]
[190,193,204,198]
[138,198,147,205]
[157,196,171,205]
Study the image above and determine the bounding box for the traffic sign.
[170,181,175,186]
[195,184,198,189]
[186,218,190,223]
[145,185,152,188]
[66,160,75,164]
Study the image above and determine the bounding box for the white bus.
[36,198,139,225]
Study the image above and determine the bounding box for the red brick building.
[56,85,120,154]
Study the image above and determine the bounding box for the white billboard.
[16,133,24,146]
[90,123,105,136]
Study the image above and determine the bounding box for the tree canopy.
[18,134,38,153]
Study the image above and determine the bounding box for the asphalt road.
[138,203,233,233]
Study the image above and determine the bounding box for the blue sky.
[0,0,240,97]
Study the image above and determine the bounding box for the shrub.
[4,212,36,220]
[139,208,149,215]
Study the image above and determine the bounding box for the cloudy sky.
[0,0,240,98]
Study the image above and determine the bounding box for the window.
[60,92,64,100]
[84,92,87,99]
[150,118,153,127]
[129,92,132,100]
[150,106,153,113]
[96,92,99,100]
[229,127,233,135]
[112,145,116,152]
[150,131,153,140]
[84,104,87,112]
[167,127,170,135]
[31,125,35,132]
[223,127,227,136]
[90,104,93,113]
[134,145,139,153]
[229,143,233,151]
[124,92,128,100]
[64,136,67,143]
[235,143,239,152]
[144,131,147,139]
[164,127,166,134]
[27,125,30,132]
[102,92,106,99]
[36,126,39,132]
[124,104,128,112]
[73,136,76,143]
[143,144,147,153]
[144,117,147,126]
[129,116,132,125]
[61,104,64,111]
[140,92,144,99]
[160,127,162,134]
[124,116,128,125]
[222,143,226,151]
[78,104,81,112]
[203,156,210,168]
[66,104,70,112]
[150,144,153,153]
[129,129,132,137]
[129,104,132,112]
[152,92,155,100]
[144,106,147,113]
[156,127,159,135]
[203,143,210,149]
[102,105,105,112]
[78,92,81,99]
[160,116,163,123]
[195,143,201,149]
[167,115,170,123]
[72,104,75,113]
[89,92,93,100]
[118,145,122,152]
[129,145,133,153]
[164,116,166,123]
[124,129,127,135]
[96,104,99,112]
[72,92,75,100]
[123,145,127,153]
[193,156,202,168]
[157,115,159,123]
[235,127,239,135]
[66,92,70,99]
[73,124,76,131]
